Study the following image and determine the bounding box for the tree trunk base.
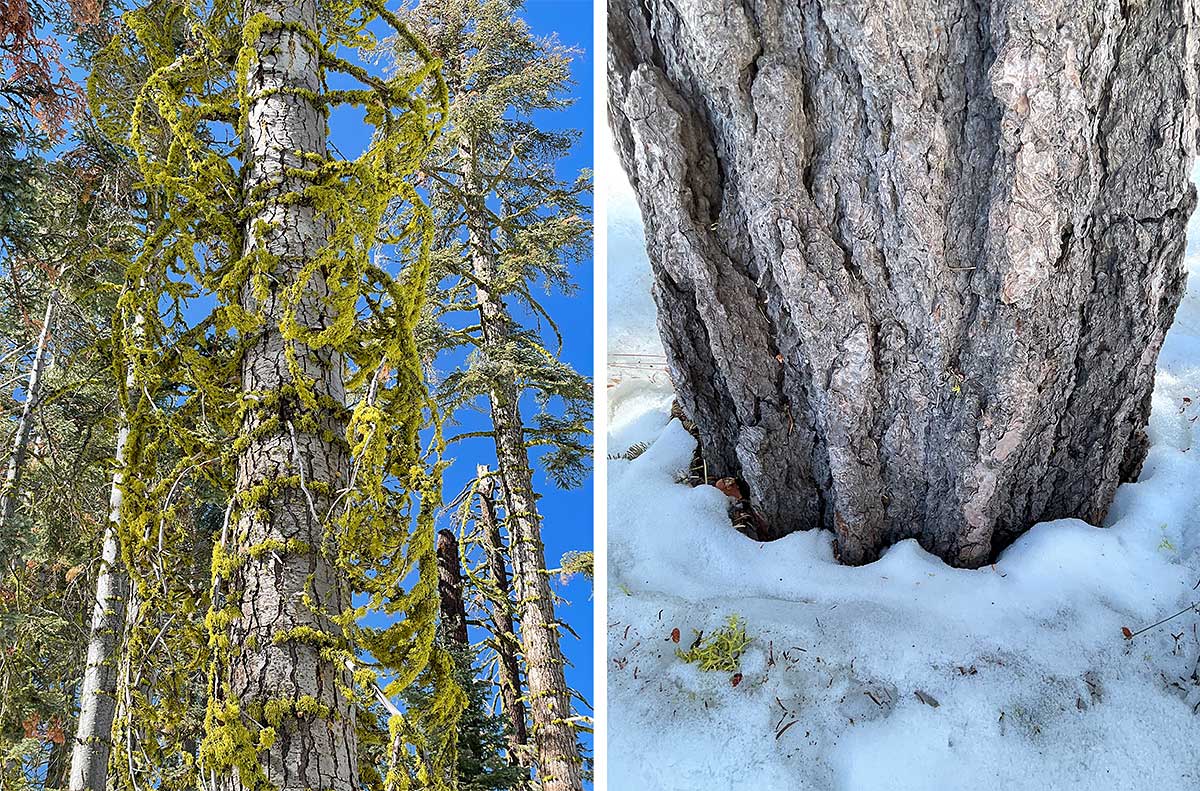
[611,0,1200,568]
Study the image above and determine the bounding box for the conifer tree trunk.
[67,410,129,791]
[609,0,1200,567]
[462,143,582,791]
[475,465,529,764]
[0,287,56,530]
[436,529,469,646]
[209,1,356,788]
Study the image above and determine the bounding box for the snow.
[604,130,664,364]
[606,154,1200,790]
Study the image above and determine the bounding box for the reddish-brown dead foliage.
[0,0,88,139]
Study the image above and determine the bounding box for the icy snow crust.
[606,148,1200,789]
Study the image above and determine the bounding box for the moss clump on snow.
[676,615,750,673]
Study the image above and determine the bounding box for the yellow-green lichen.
[272,624,341,649]
[676,615,751,673]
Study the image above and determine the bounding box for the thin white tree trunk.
[68,323,135,791]
[0,287,57,530]
[67,419,129,791]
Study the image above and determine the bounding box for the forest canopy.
[0,2,592,791]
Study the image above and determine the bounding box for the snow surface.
[606,148,1200,790]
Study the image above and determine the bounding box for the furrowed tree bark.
[211,1,356,788]
[475,465,529,766]
[462,141,582,791]
[0,286,56,531]
[436,529,469,646]
[609,0,1200,567]
[67,402,129,791]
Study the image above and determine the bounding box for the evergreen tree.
[395,3,591,789]
[0,4,593,791]
[400,643,525,791]
[0,9,135,785]
[0,145,136,791]
[446,646,526,791]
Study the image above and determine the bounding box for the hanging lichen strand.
[85,6,218,788]
[88,0,462,789]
